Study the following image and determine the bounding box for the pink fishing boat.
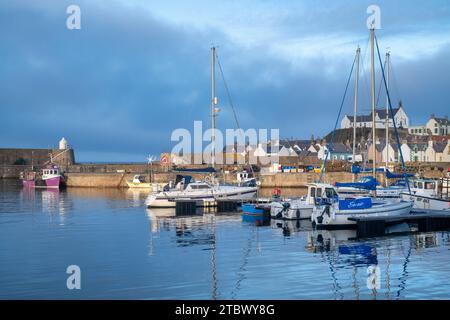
[21,164,65,189]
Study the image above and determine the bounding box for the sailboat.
[311,26,413,228]
[333,50,407,199]
[145,47,257,208]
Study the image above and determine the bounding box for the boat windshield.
[325,188,338,199]
[316,188,322,198]
[189,184,211,190]
[425,181,435,190]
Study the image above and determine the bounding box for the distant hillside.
[323,128,410,144]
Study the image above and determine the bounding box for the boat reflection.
[146,208,225,299]
[270,219,313,237]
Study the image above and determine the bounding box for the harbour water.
[1,180,450,299]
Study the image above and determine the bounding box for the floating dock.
[175,200,240,215]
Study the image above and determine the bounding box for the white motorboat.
[311,183,413,228]
[145,179,257,208]
[400,178,450,211]
[270,183,330,220]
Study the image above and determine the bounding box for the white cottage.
[341,103,409,129]
[426,115,450,136]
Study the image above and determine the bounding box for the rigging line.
[319,54,356,182]
[359,34,373,115]
[389,60,403,105]
[375,58,387,107]
[375,35,411,194]
[215,52,241,130]
[215,51,255,176]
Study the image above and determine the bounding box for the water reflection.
[271,219,312,237]
[1,180,450,299]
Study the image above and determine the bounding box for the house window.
[435,128,438,134]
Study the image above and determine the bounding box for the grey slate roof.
[329,143,352,154]
[346,107,400,123]
[433,141,447,153]
[408,142,428,152]
[434,117,450,126]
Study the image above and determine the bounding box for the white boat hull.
[401,193,450,211]
[270,200,314,220]
[312,200,414,227]
[126,181,152,188]
[145,187,257,208]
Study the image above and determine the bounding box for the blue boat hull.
[242,204,270,225]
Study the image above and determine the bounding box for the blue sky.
[0,0,449,162]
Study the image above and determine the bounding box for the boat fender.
[296,209,300,219]
[316,215,323,224]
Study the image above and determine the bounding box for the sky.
[0,0,449,162]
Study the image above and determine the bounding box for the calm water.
[1,180,450,300]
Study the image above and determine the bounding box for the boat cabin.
[412,178,450,199]
[184,182,213,191]
[132,175,146,183]
[42,165,60,179]
[306,183,339,205]
[411,179,439,197]
[237,171,251,182]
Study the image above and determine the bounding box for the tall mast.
[385,51,390,185]
[352,47,361,182]
[211,46,216,168]
[371,28,376,178]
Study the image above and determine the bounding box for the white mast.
[385,51,390,186]
[211,46,217,168]
[352,47,361,182]
[371,28,376,180]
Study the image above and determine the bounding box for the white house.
[253,144,267,157]
[341,103,409,129]
[400,143,412,162]
[381,143,398,163]
[401,141,428,162]
[425,140,450,162]
[278,146,291,157]
[408,125,428,136]
[426,114,450,136]
[288,147,298,156]
[316,144,328,160]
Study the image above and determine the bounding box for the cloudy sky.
[1,0,449,162]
